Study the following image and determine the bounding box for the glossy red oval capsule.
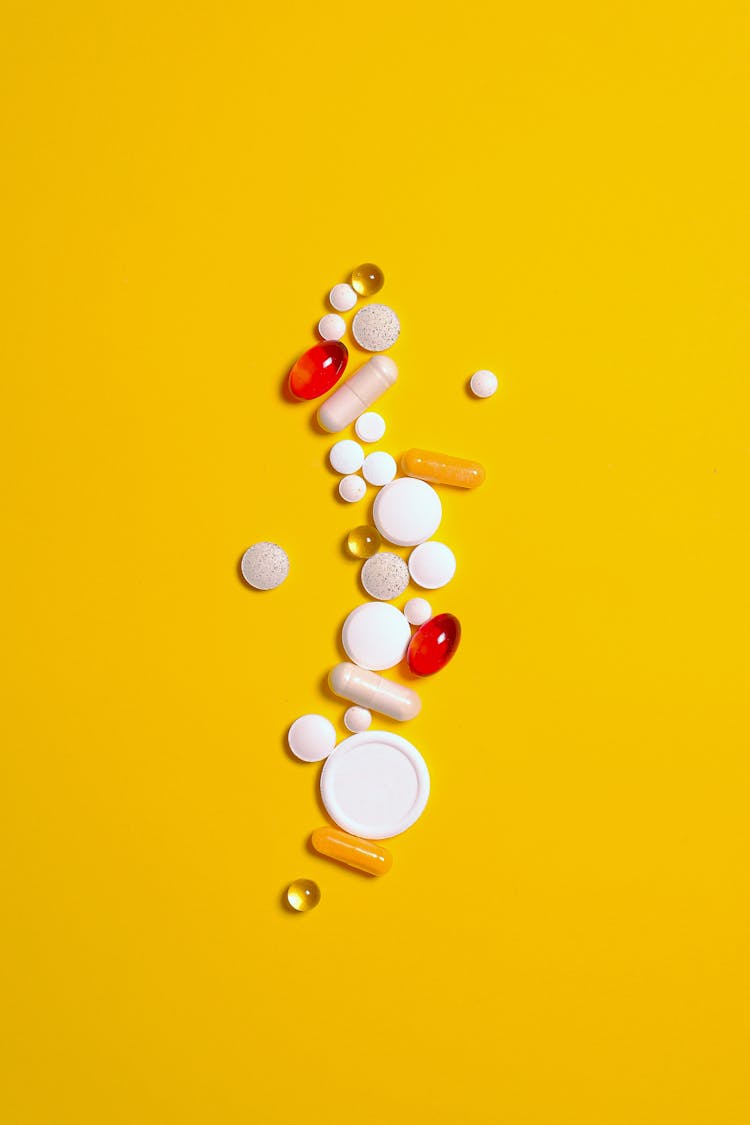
[406,612,461,676]
[288,341,348,400]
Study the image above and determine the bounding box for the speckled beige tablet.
[361,552,410,601]
[352,304,400,352]
[240,541,289,590]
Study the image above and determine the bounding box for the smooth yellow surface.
[2,3,749,1122]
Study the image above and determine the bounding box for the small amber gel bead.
[401,448,485,489]
[351,263,385,297]
[347,525,381,559]
[287,878,321,912]
[311,826,393,876]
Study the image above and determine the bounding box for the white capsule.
[362,451,397,486]
[318,355,398,434]
[403,597,432,626]
[318,313,346,341]
[329,439,364,475]
[352,304,400,352]
[329,283,357,312]
[354,412,386,443]
[344,706,372,733]
[408,541,456,589]
[469,369,498,398]
[329,662,421,721]
[339,475,367,503]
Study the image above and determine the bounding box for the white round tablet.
[354,412,386,443]
[373,478,442,547]
[344,706,372,733]
[408,541,457,589]
[341,602,411,670]
[240,541,289,590]
[329,283,357,312]
[362,451,397,486]
[320,730,430,839]
[339,475,366,503]
[470,369,498,398]
[318,313,346,341]
[329,439,364,475]
[352,304,400,352]
[403,597,432,626]
[361,552,409,601]
[288,714,337,762]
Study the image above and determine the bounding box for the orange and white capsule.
[401,448,485,489]
[311,826,393,876]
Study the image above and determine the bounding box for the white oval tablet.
[329,439,364,475]
[339,475,366,503]
[362,451,397,486]
[354,412,386,443]
[408,541,456,589]
[288,714,337,762]
[342,602,411,670]
[320,731,430,839]
[361,552,409,601]
[318,313,346,341]
[352,304,400,352]
[344,706,372,733]
[403,597,432,626]
[240,542,289,590]
[469,369,498,398]
[329,283,357,312]
[373,478,442,547]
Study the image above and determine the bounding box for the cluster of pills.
[241,264,498,910]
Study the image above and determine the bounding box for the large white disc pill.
[373,478,442,547]
[341,602,411,671]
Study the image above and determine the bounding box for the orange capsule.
[311,826,393,876]
[400,448,485,489]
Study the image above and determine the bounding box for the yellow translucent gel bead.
[351,263,385,297]
[286,878,321,912]
[347,525,381,559]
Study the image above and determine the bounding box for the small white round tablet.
[361,552,409,601]
[354,412,386,443]
[329,283,357,312]
[240,541,289,590]
[373,478,442,547]
[408,541,457,589]
[352,304,400,352]
[318,313,346,341]
[344,706,372,733]
[403,597,432,626]
[339,475,367,503]
[329,439,364,475]
[320,731,430,839]
[470,369,498,398]
[288,713,337,762]
[362,451,397,486]
[342,602,411,670]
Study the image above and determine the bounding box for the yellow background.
[2,2,749,1122]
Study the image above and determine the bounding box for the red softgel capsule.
[288,341,348,400]
[406,613,461,676]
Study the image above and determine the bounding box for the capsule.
[288,341,348,400]
[328,662,421,721]
[311,826,393,876]
[317,356,398,433]
[400,448,485,489]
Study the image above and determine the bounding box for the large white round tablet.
[373,478,442,547]
[408,541,457,589]
[339,475,366,503]
[329,283,357,312]
[341,602,411,671]
[329,439,364,475]
[362,451,397,486]
[288,713,337,762]
[320,731,430,839]
[354,412,386,443]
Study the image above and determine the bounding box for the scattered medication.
[241,542,289,590]
[329,662,421,721]
[317,355,398,433]
[361,552,409,601]
[373,477,442,547]
[289,341,348,400]
[403,597,432,626]
[339,475,367,503]
[287,713,337,762]
[311,826,392,875]
[287,878,321,912]
[329,439,364,475]
[344,706,372,733]
[351,263,385,297]
[329,283,357,312]
[342,602,411,670]
[469,369,498,398]
[347,525,381,558]
[318,313,346,341]
[362,450,397,486]
[355,411,386,443]
[408,541,456,589]
[401,448,485,489]
[352,304,400,352]
[407,613,461,676]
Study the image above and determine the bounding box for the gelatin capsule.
[351,263,385,297]
[400,448,485,489]
[317,355,398,433]
[288,341,348,401]
[311,826,393,876]
[286,878,321,912]
[329,662,421,721]
[407,613,461,676]
[347,525,381,559]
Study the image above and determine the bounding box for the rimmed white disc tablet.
[320,731,430,839]
[341,602,411,670]
[373,478,442,547]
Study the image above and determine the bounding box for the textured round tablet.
[403,597,432,626]
[408,541,456,589]
[339,475,367,503]
[469,369,498,398]
[344,706,372,733]
[240,541,289,590]
[329,283,357,312]
[318,313,346,341]
[373,478,442,547]
[354,412,386,443]
[320,731,430,839]
[361,552,409,601]
[342,602,411,670]
[329,439,364,475]
[362,451,397,487]
[352,304,400,352]
[288,713,337,762]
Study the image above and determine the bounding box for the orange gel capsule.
[311,826,393,876]
[400,448,486,489]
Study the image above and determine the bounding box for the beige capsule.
[328,662,421,721]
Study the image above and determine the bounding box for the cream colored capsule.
[311,826,393,876]
[328,662,421,721]
[317,356,398,433]
[400,448,485,489]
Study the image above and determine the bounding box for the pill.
[408,541,456,589]
[361,552,409,601]
[342,602,411,670]
[346,525,381,558]
[407,612,461,676]
[354,411,386,443]
[352,304,400,352]
[329,439,364,475]
[317,355,398,433]
[351,263,385,297]
[401,448,485,489]
[362,451,397,486]
[339,475,366,503]
[311,826,392,875]
[373,477,442,547]
[287,714,337,762]
[469,369,498,398]
[329,662,421,721]
[288,341,348,400]
[344,706,372,733]
[287,878,321,912]
[403,597,432,626]
[329,283,357,312]
[241,542,289,590]
[318,313,346,341]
